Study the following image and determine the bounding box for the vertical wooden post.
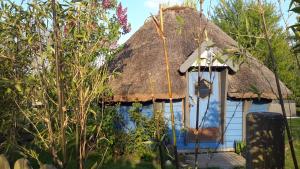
[151,6,179,168]
[242,100,252,141]
[185,72,190,129]
[220,69,228,143]
[159,5,179,169]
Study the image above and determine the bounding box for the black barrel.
[246,112,285,169]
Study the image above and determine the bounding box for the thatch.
[109,7,291,102]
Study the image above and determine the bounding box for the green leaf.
[289,23,300,29]
[15,83,22,92]
[290,6,300,13]
[6,88,12,94]
[28,36,33,45]
[293,43,300,50]
[289,0,294,10]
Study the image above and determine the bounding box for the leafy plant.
[125,103,156,160]
[234,140,246,156]
[115,102,168,166]
[0,0,130,168]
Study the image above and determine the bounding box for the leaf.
[28,36,33,45]
[290,6,300,13]
[289,23,300,29]
[142,140,154,145]
[160,134,166,142]
[90,108,97,118]
[15,83,22,92]
[289,0,294,10]
[292,43,300,50]
[6,88,12,94]
[245,16,249,33]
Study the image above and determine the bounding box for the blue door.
[188,71,221,147]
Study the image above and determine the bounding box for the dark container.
[246,112,285,169]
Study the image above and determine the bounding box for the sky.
[119,0,296,44]
[11,0,296,44]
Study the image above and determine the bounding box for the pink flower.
[117,3,128,26]
[117,3,131,34]
[102,0,111,9]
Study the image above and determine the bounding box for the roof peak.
[162,6,197,12]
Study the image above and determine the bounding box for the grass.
[285,117,300,169]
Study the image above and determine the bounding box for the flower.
[102,0,111,9]
[116,3,131,34]
[117,3,128,26]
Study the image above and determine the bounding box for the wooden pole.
[258,1,299,168]
[159,5,179,169]
[151,5,179,169]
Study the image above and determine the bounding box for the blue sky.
[11,0,296,44]
[119,0,296,44]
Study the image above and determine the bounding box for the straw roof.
[109,7,291,102]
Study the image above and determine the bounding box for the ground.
[183,152,245,169]
[285,118,300,169]
[103,118,300,169]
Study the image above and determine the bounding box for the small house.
[109,7,295,151]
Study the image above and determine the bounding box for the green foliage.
[0,0,34,161]
[125,103,157,160]
[285,118,300,168]
[212,0,300,104]
[0,0,130,168]
[289,1,300,107]
[234,140,246,156]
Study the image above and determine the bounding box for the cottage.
[109,7,295,151]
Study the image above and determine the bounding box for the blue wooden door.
[188,71,221,144]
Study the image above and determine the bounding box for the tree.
[289,0,300,68]
[0,1,34,161]
[0,0,130,168]
[212,0,299,104]
[289,0,300,109]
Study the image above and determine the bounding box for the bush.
[124,102,167,162]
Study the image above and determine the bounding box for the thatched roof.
[109,7,291,102]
